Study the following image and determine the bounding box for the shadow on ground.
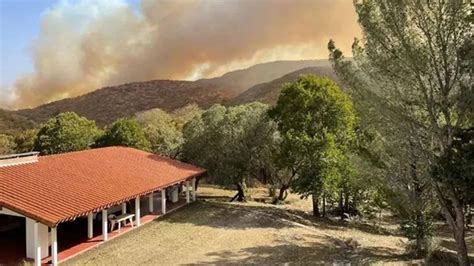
[160,199,400,238]
[191,235,410,265]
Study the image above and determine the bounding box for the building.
[0,147,206,265]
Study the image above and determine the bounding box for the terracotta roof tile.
[0,147,205,226]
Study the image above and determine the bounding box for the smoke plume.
[3,0,360,109]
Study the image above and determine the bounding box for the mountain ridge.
[1,60,334,131]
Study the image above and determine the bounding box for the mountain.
[229,66,337,105]
[2,59,333,130]
[14,80,232,127]
[197,59,329,93]
[0,109,36,134]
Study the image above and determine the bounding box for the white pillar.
[51,227,58,266]
[122,202,127,214]
[149,193,154,213]
[102,209,108,241]
[161,189,166,214]
[135,196,141,226]
[34,222,41,266]
[192,178,196,201]
[87,213,93,239]
[186,181,190,203]
[26,218,48,260]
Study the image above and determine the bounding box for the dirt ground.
[65,185,473,265]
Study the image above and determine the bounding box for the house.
[0,147,206,265]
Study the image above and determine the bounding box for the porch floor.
[42,198,188,265]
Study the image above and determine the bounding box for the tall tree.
[182,103,277,201]
[329,40,437,255]
[35,112,99,155]
[97,118,151,151]
[269,75,356,216]
[330,1,472,263]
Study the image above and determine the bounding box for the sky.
[1,0,54,90]
[0,0,361,109]
[0,0,139,97]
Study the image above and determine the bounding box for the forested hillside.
[2,60,331,128]
[230,66,336,105]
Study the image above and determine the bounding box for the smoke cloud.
[3,0,360,109]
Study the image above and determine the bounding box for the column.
[122,202,127,214]
[161,189,166,214]
[87,213,93,239]
[135,196,141,226]
[186,180,190,203]
[149,193,154,213]
[102,209,108,241]
[191,178,196,201]
[51,227,58,266]
[26,218,48,260]
[34,222,41,266]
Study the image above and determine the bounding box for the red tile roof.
[0,147,205,227]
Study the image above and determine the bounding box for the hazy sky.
[0,0,360,109]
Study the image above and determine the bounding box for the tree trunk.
[236,181,248,202]
[195,176,201,191]
[312,193,320,217]
[436,185,470,266]
[339,190,344,221]
[344,191,349,214]
[322,193,326,218]
[453,224,469,266]
[277,184,289,201]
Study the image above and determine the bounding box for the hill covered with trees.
[1,60,332,129]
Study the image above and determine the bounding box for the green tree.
[35,112,99,155]
[14,129,38,153]
[0,134,15,155]
[269,75,356,216]
[330,1,472,263]
[182,103,277,201]
[329,41,437,255]
[97,118,151,151]
[135,105,201,158]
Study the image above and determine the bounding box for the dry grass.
[64,185,473,265]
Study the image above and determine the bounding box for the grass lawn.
[64,185,473,265]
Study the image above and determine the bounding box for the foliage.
[269,75,356,216]
[97,118,151,151]
[0,134,15,155]
[13,129,38,153]
[400,212,434,257]
[34,112,99,155]
[182,103,277,201]
[433,128,474,206]
[330,1,472,263]
[136,105,201,158]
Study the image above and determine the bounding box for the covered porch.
[0,178,197,265]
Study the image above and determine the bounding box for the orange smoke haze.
[3,0,361,109]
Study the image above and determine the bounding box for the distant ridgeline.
[1,60,335,131]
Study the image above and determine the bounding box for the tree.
[14,129,38,153]
[97,118,151,151]
[182,103,277,201]
[35,112,99,155]
[135,105,201,158]
[269,75,357,216]
[0,134,15,155]
[329,41,438,255]
[331,1,472,263]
